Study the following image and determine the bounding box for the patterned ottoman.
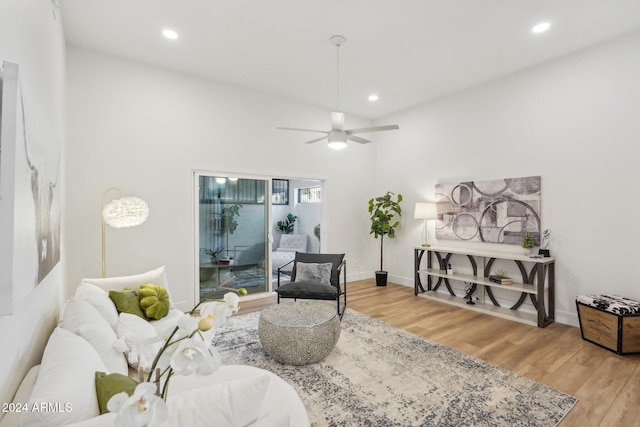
[258,302,341,365]
[576,294,640,354]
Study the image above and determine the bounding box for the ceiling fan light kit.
[278,35,399,149]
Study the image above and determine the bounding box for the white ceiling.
[60,0,640,120]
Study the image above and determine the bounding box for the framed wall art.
[435,176,541,246]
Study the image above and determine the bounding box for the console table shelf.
[414,246,555,328]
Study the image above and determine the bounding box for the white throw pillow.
[61,298,128,375]
[81,266,174,308]
[22,328,107,427]
[166,375,270,427]
[296,262,332,284]
[74,282,119,329]
[114,313,162,372]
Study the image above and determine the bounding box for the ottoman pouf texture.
[576,294,640,354]
[258,302,341,365]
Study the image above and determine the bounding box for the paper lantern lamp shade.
[102,197,149,228]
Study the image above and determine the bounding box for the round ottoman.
[258,302,341,365]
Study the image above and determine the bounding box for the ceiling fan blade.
[346,134,370,144]
[346,124,399,134]
[331,112,345,131]
[304,135,329,144]
[278,127,328,134]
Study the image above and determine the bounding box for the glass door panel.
[197,174,269,301]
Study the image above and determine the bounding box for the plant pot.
[375,271,388,287]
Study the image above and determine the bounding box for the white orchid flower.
[223,292,241,313]
[107,382,170,427]
[169,338,221,376]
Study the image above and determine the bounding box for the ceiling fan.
[278,35,399,150]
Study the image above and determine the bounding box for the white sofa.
[272,234,307,273]
[0,266,308,427]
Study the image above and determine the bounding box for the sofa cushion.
[22,328,107,427]
[74,282,119,329]
[114,313,162,372]
[81,266,175,308]
[166,375,270,427]
[60,298,128,375]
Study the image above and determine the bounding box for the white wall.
[372,30,640,326]
[0,0,66,409]
[65,47,376,309]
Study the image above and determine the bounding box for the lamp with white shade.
[101,187,149,277]
[413,202,438,247]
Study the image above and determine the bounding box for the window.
[272,179,289,205]
[298,186,321,203]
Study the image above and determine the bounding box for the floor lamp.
[102,187,150,277]
[413,202,438,247]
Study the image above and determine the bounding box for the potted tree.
[368,192,403,286]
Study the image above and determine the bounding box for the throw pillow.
[114,313,162,372]
[94,372,138,415]
[60,298,128,375]
[295,262,333,284]
[138,283,170,320]
[74,282,119,329]
[108,289,146,319]
[22,327,107,427]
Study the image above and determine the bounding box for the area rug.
[215,307,577,427]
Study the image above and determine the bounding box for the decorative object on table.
[521,232,535,255]
[488,270,513,285]
[107,277,247,425]
[216,309,577,427]
[446,263,453,275]
[439,260,447,274]
[413,202,438,247]
[368,192,402,286]
[102,188,149,277]
[221,204,242,255]
[277,35,399,150]
[464,283,477,305]
[276,213,297,234]
[435,176,541,245]
[539,229,551,257]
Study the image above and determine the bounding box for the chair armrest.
[276,260,295,289]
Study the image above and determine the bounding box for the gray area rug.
[215,307,577,427]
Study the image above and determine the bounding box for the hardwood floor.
[238,280,640,427]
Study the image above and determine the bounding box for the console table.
[414,246,555,328]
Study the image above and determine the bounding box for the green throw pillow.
[108,289,146,319]
[95,371,139,414]
[138,283,170,320]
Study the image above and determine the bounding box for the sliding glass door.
[196,173,269,301]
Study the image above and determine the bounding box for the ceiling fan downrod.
[330,35,345,113]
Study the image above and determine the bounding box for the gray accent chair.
[275,252,346,319]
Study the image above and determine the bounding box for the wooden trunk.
[576,302,640,354]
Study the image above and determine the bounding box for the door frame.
[192,169,327,304]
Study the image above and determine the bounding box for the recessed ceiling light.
[368,94,379,102]
[531,22,551,34]
[162,29,179,40]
